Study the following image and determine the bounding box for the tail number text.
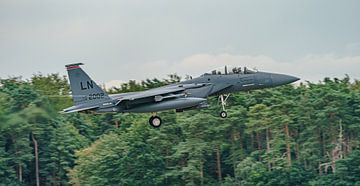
[88,93,105,100]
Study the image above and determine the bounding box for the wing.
[62,83,212,113]
[112,83,211,105]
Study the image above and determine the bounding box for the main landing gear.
[219,94,230,118]
[149,114,162,128]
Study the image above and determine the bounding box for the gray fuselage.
[96,71,298,113]
[63,63,299,127]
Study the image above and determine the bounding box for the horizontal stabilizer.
[62,105,99,113]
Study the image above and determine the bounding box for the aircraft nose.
[271,73,300,86]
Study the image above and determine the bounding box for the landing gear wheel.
[220,111,228,118]
[149,116,162,128]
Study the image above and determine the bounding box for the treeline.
[0,74,360,185]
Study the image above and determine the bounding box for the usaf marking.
[80,81,94,90]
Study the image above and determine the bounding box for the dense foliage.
[0,74,359,185]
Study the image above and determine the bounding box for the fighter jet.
[63,63,299,127]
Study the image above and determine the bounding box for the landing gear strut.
[219,94,230,118]
[149,114,162,128]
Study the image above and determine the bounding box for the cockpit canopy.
[202,66,257,76]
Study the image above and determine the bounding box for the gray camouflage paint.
[63,64,299,114]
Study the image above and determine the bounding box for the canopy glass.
[202,66,257,76]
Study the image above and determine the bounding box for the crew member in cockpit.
[232,67,238,74]
[232,67,242,74]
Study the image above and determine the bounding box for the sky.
[0,0,359,88]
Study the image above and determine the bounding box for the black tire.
[220,111,228,118]
[149,116,162,128]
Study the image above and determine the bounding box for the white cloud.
[104,80,126,90]
[345,42,360,56]
[292,54,360,82]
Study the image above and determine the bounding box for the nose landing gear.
[220,111,228,118]
[219,94,230,118]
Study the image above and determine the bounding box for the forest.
[0,73,360,186]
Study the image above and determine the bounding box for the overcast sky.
[0,0,359,88]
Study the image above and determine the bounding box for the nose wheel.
[219,94,230,118]
[149,115,162,128]
[220,111,228,118]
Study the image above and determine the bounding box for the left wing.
[112,83,211,105]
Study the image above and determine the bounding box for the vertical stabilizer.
[66,63,111,106]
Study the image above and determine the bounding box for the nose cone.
[271,73,300,87]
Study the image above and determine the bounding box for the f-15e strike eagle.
[63,63,299,128]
